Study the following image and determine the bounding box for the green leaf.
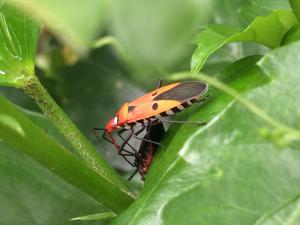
[290,0,300,20]
[0,3,39,87]
[191,10,297,72]
[282,23,300,45]
[9,0,109,54]
[240,0,290,23]
[0,95,134,213]
[110,43,300,225]
[0,143,109,225]
[70,212,116,221]
[109,0,214,78]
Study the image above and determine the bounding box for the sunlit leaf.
[0,3,39,87]
[240,0,290,22]
[0,142,108,225]
[191,10,297,72]
[9,0,109,54]
[70,212,116,221]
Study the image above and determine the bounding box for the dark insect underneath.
[128,123,165,181]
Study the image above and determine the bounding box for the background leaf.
[191,10,297,72]
[109,0,214,83]
[0,3,39,87]
[282,23,300,45]
[240,0,290,22]
[8,0,109,54]
[289,0,300,19]
[0,143,108,225]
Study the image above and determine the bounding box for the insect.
[93,79,208,162]
[128,123,165,181]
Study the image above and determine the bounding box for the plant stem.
[0,95,134,212]
[22,75,132,196]
[169,72,300,141]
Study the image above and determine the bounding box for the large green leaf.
[191,10,297,72]
[0,95,134,213]
[0,143,109,225]
[110,41,300,224]
[0,3,39,87]
[290,0,300,20]
[9,0,109,54]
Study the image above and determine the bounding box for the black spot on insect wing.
[152,103,158,110]
[128,105,136,112]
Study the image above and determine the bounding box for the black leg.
[92,128,114,144]
[157,78,163,88]
[117,129,137,154]
[118,127,135,153]
[119,154,135,167]
[118,125,147,153]
[134,125,146,136]
[128,169,139,181]
[132,135,165,148]
[93,128,135,167]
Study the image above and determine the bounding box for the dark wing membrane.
[153,81,208,101]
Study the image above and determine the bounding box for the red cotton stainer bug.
[93,79,208,179]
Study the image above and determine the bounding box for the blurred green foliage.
[1,0,300,225]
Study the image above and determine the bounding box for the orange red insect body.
[94,80,208,180]
[104,81,208,147]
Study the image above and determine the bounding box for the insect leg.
[92,128,114,144]
[128,169,139,181]
[134,125,146,136]
[117,129,138,154]
[122,125,147,150]
[132,135,165,148]
[118,127,135,153]
[132,123,165,148]
[157,78,163,88]
[119,154,135,167]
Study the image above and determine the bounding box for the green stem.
[169,72,300,141]
[0,95,134,212]
[22,76,133,196]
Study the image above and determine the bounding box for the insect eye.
[113,116,118,125]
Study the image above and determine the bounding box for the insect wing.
[153,81,208,101]
[129,83,179,106]
[126,100,180,123]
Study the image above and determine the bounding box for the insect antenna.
[128,169,139,181]
[92,128,114,145]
